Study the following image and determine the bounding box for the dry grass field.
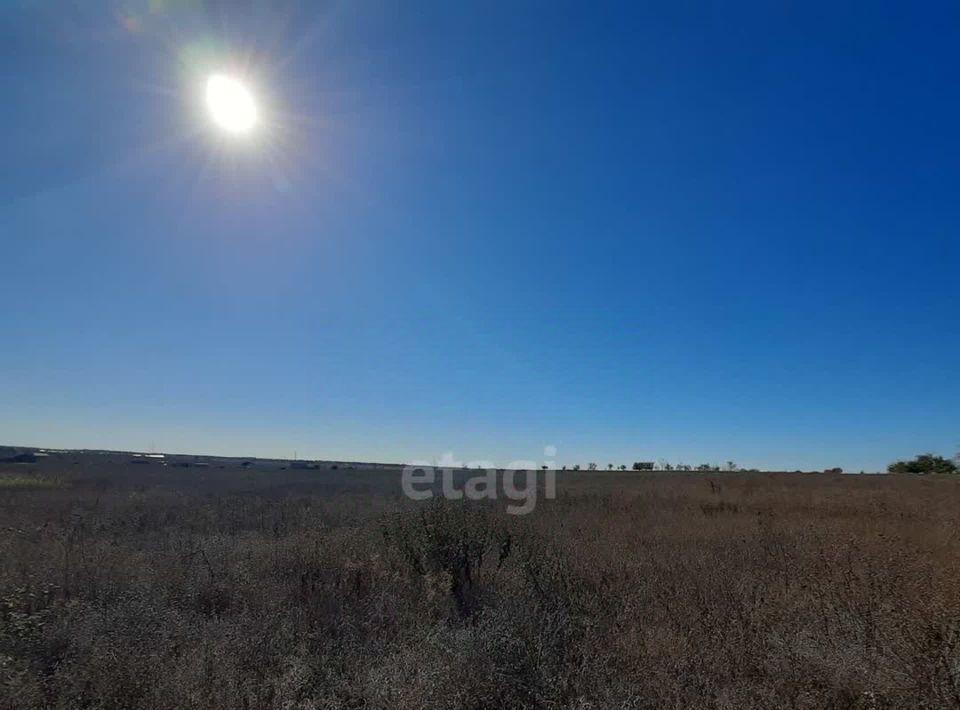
[2,454,960,709]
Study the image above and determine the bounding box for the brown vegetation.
[2,458,960,708]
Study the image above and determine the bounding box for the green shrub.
[888,453,958,474]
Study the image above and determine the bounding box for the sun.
[205,73,258,135]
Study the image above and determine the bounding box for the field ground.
[2,452,960,709]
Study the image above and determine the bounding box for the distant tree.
[619,464,627,471]
[725,461,738,472]
[825,467,843,474]
[695,464,712,472]
[541,465,548,471]
[608,463,614,470]
[662,462,674,471]
[588,462,598,471]
[572,464,581,471]
[888,454,958,475]
[561,465,567,471]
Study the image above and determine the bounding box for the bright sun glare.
[205,74,258,135]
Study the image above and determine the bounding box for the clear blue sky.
[2,1,957,471]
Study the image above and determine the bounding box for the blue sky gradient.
[2,1,957,471]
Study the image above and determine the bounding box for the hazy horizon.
[0,432,931,474]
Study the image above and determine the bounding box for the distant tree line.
[557,452,960,475]
[888,453,958,475]
[558,461,745,472]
